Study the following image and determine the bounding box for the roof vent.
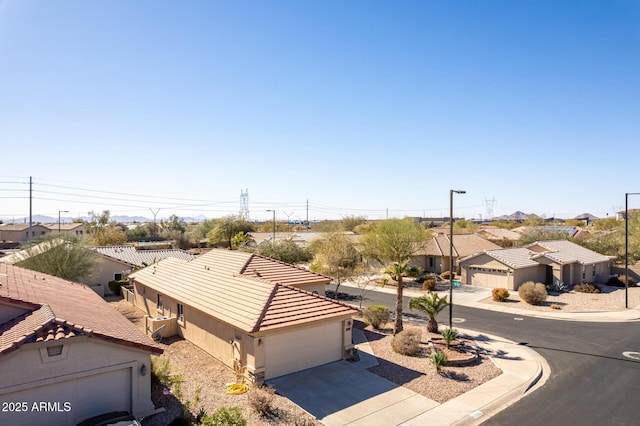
[47,345,63,357]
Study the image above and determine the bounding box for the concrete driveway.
[268,360,438,426]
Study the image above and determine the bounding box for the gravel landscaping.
[360,320,502,404]
[480,284,640,312]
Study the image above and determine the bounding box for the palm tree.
[385,260,420,334]
[409,292,448,333]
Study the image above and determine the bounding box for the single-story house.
[477,227,522,247]
[46,222,86,238]
[0,223,50,242]
[459,240,613,290]
[89,246,196,295]
[0,264,162,426]
[413,234,502,275]
[128,249,357,384]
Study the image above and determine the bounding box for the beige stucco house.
[46,222,86,238]
[0,223,50,242]
[0,264,162,426]
[129,249,357,384]
[459,240,613,290]
[90,246,195,295]
[413,234,502,275]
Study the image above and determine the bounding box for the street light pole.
[625,193,640,309]
[266,210,275,242]
[58,210,69,234]
[449,189,466,329]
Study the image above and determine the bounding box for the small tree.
[360,218,430,334]
[256,240,312,264]
[17,236,97,282]
[207,215,256,249]
[409,292,448,333]
[309,233,360,298]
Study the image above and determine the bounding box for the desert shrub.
[363,305,390,329]
[430,350,448,374]
[518,281,548,305]
[492,288,510,302]
[391,328,422,356]
[247,386,277,417]
[200,407,246,426]
[573,282,601,293]
[440,271,455,280]
[108,278,129,295]
[441,327,459,349]
[422,279,437,291]
[150,355,171,385]
[289,410,316,426]
[607,275,638,288]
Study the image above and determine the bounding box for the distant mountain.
[574,213,599,220]
[494,211,531,221]
[1,214,211,225]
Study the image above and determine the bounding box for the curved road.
[333,285,640,426]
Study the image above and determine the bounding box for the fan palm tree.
[385,260,420,334]
[409,292,448,333]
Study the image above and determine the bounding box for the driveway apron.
[268,360,438,426]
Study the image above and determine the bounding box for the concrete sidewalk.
[340,281,640,322]
[271,328,547,426]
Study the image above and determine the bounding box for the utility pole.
[306,199,309,230]
[149,208,161,240]
[28,176,32,242]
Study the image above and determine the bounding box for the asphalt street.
[330,284,640,426]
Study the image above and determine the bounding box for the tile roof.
[421,234,501,257]
[93,246,195,267]
[129,250,356,334]
[528,240,611,265]
[479,228,522,240]
[0,264,162,356]
[460,240,611,269]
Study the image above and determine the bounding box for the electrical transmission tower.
[484,197,496,220]
[239,189,249,219]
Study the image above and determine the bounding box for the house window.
[429,257,434,268]
[592,268,596,277]
[114,273,123,281]
[582,271,586,279]
[157,294,163,313]
[177,303,184,324]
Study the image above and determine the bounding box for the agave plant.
[409,292,448,333]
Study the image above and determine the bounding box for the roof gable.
[0,264,161,356]
[130,250,356,333]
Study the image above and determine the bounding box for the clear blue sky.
[1,0,639,222]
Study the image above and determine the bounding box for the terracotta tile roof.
[93,245,195,267]
[0,264,162,356]
[421,234,501,257]
[130,250,357,334]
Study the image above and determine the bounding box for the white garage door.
[2,367,132,426]
[469,269,508,288]
[264,322,342,379]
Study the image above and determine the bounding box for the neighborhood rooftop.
[129,249,355,333]
[93,245,195,267]
[0,263,162,356]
